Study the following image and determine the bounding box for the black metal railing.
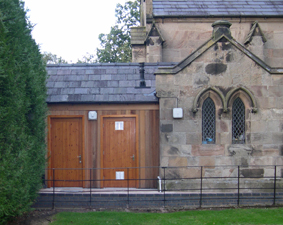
[35,165,283,209]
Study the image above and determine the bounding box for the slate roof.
[152,0,283,17]
[46,63,176,103]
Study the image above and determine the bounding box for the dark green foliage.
[96,0,140,63]
[0,0,47,224]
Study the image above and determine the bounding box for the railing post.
[238,166,240,206]
[52,168,55,209]
[200,166,203,208]
[273,165,277,205]
[162,167,166,208]
[127,168,130,208]
[90,168,92,207]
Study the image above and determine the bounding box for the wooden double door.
[101,116,139,188]
[48,116,83,187]
[48,115,139,188]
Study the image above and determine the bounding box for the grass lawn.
[50,207,283,225]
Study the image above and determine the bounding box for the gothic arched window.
[202,97,215,144]
[232,97,245,144]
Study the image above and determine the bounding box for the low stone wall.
[33,192,283,209]
[164,178,283,193]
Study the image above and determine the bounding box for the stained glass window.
[232,97,245,144]
[202,97,215,144]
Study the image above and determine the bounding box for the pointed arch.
[193,87,225,113]
[225,87,257,113]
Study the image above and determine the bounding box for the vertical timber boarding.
[47,115,85,187]
[100,115,139,188]
[47,104,159,188]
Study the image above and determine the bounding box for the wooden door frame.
[100,115,139,188]
[47,115,85,187]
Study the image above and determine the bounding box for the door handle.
[77,155,82,163]
[130,154,135,161]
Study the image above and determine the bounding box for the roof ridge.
[152,0,283,17]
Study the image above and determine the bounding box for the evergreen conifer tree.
[0,0,47,223]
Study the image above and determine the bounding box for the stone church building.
[46,0,283,189]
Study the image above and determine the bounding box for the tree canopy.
[42,52,68,64]
[0,0,47,223]
[43,1,140,64]
[76,52,96,64]
[96,0,140,63]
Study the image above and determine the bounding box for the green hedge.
[0,0,47,224]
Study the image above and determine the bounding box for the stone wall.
[132,18,283,67]
[33,191,283,209]
[155,21,283,185]
[156,18,283,67]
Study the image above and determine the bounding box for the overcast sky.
[23,0,129,62]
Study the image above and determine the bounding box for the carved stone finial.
[212,20,232,41]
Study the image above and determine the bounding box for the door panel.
[102,116,138,187]
[49,117,83,187]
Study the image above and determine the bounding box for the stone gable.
[155,20,283,184]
